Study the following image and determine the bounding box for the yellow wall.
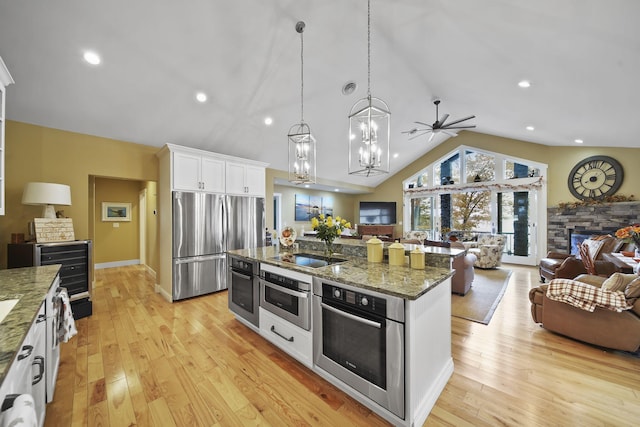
[0,121,159,271]
[94,178,141,264]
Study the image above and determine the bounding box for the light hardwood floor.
[43,264,640,426]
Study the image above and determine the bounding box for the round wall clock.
[568,155,624,200]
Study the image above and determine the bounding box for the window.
[465,150,495,183]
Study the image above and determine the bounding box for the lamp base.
[42,204,57,219]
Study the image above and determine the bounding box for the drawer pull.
[18,345,33,361]
[32,356,45,385]
[270,325,294,342]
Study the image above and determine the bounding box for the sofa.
[450,241,477,295]
[539,235,625,282]
[465,234,506,269]
[424,240,476,295]
[529,273,640,352]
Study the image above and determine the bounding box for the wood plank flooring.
[43,264,640,426]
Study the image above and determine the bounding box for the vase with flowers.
[615,224,640,258]
[310,214,351,260]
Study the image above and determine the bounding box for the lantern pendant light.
[348,0,390,177]
[288,21,316,184]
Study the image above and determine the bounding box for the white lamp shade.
[22,182,72,206]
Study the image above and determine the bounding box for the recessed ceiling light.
[393,153,399,158]
[574,139,583,144]
[304,184,310,188]
[264,117,273,126]
[526,126,535,131]
[195,92,207,103]
[517,80,531,88]
[83,50,101,65]
[334,189,340,192]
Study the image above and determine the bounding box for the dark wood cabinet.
[8,240,93,319]
[357,225,395,239]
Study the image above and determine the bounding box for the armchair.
[467,234,506,269]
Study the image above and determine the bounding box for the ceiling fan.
[402,99,476,142]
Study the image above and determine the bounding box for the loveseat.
[529,273,640,352]
[539,235,624,282]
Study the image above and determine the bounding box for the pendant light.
[348,0,390,177]
[288,21,316,184]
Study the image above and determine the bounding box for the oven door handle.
[260,279,308,299]
[231,270,252,281]
[320,302,382,329]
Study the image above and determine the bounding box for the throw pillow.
[601,272,638,292]
[625,277,640,299]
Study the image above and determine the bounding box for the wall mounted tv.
[359,201,397,225]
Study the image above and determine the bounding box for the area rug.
[451,268,512,325]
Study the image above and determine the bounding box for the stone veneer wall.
[547,201,640,253]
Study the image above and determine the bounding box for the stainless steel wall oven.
[259,264,311,331]
[313,278,405,419]
[227,255,259,328]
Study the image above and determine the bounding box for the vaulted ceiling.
[1,0,638,190]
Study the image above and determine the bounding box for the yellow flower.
[311,217,319,229]
[327,216,334,227]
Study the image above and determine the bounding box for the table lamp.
[22,182,72,218]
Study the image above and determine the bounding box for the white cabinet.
[0,303,46,426]
[0,57,15,216]
[259,307,313,368]
[173,151,225,193]
[226,161,266,197]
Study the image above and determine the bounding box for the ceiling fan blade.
[442,125,477,130]
[444,115,476,127]
[428,133,436,143]
[401,128,417,135]
[442,130,458,137]
[438,114,449,127]
[414,121,433,128]
[409,130,430,141]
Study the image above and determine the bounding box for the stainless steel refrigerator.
[172,191,265,300]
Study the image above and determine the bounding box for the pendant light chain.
[300,25,305,123]
[367,0,371,98]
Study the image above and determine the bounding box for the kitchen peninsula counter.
[0,265,60,385]
[227,245,454,300]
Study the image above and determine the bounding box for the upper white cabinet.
[173,151,225,193]
[0,57,15,216]
[226,161,266,197]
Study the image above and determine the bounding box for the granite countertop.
[296,235,466,257]
[0,265,61,387]
[227,246,454,300]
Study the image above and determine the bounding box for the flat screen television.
[359,201,397,225]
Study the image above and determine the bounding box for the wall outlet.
[113,223,119,228]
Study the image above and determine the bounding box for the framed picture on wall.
[295,194,324,221]
[102,202,131,221]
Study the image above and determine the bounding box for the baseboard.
[156,284,172,302]
[95,259,140,269]
[144,265,157,278]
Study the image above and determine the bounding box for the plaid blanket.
[546,279,633,312]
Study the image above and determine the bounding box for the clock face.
[568,155,623,200]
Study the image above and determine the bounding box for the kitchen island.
[227,245,454,427]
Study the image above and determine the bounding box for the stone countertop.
[0,265,61,387]
[227,246,454,300]
[296,235,466,257]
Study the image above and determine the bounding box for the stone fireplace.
[547,201,640,254]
